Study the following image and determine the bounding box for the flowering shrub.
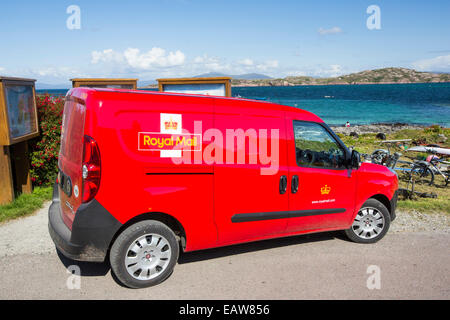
[29,95,64,186]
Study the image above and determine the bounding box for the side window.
[294,121,346,169]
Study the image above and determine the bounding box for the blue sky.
[0,0,449,85]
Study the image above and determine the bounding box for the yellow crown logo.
[164,119,178,130]
[321,185,331,195]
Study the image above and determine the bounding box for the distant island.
[140,68,450,88]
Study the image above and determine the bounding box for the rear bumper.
[48,183,122,262]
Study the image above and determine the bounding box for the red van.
[49,88,398,288]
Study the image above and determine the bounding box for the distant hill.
[139,72,273,88]
[328,68,450,85]
[36,68,450,90]
[231,68,450,87]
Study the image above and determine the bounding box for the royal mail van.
[49,88,398,288]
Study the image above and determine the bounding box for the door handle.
[279,175,287,194]
[291,175,299,194]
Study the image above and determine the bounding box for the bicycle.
[409,157,450,187]
[371,139,412,166]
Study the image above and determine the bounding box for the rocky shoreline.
[330,123,429,135]
[231,68,450,87]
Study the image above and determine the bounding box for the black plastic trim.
[145,172,214,175]
[231,208,346,223]
[48,183,122,262]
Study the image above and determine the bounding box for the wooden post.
[11,141,32,194]
[0,145,14,204]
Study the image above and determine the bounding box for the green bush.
[28,95,64,186]
[424,124,443,134]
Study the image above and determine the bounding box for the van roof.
[68,87,324,122]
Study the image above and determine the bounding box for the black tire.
[376,132,386,140]
[344,198,391,244]
[410,164,434,186]
[110,220,179,289]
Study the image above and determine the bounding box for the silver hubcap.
[125,233,171,280]
[351,207,385,240]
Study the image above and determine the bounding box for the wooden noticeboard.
[71,78,138,90]
[157,77,232,97]
[0,77,39,204]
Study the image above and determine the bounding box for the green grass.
[338,127,450,214]
[397,197,450,213]
[0,186,52,224]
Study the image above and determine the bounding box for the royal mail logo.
[138,132,201,151]
[138,113,202,157]
[136,113,280,175]
[321,185,331,195]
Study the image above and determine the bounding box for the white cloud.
[318,27,343,35]
[284,64,346,78]
[0,67,4,72]
[257,60,279,70]
[238,58,254,66]
[314,64,344,77]
[285,70,307,77]
[192,54,230,72]
[91,47,186,70]
[6,49,282,84]
[191,55,278,74]
[91,49,124,64]
[125,48,185,69]
[412,54,450,72]
[193,55,206,64]
[34,66,80,78]
[0,66,85,85]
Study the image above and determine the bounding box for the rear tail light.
[82,135,101,203]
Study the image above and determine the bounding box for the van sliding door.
[213,99,289,245]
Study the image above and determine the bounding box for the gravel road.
[0,202,449,299]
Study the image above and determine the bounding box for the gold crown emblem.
[164,119,178,130]
[321,185,331,195]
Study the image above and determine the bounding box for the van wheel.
[344,199,391,244]
[110,220,179,288]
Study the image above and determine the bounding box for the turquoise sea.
[37,83,450,127]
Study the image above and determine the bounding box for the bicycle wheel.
[371,149,389,165]
[434,170,450,187]
[410,164,435,186]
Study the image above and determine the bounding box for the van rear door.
[58,94,86,229]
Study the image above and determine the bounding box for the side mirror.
[350,150,361,169]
